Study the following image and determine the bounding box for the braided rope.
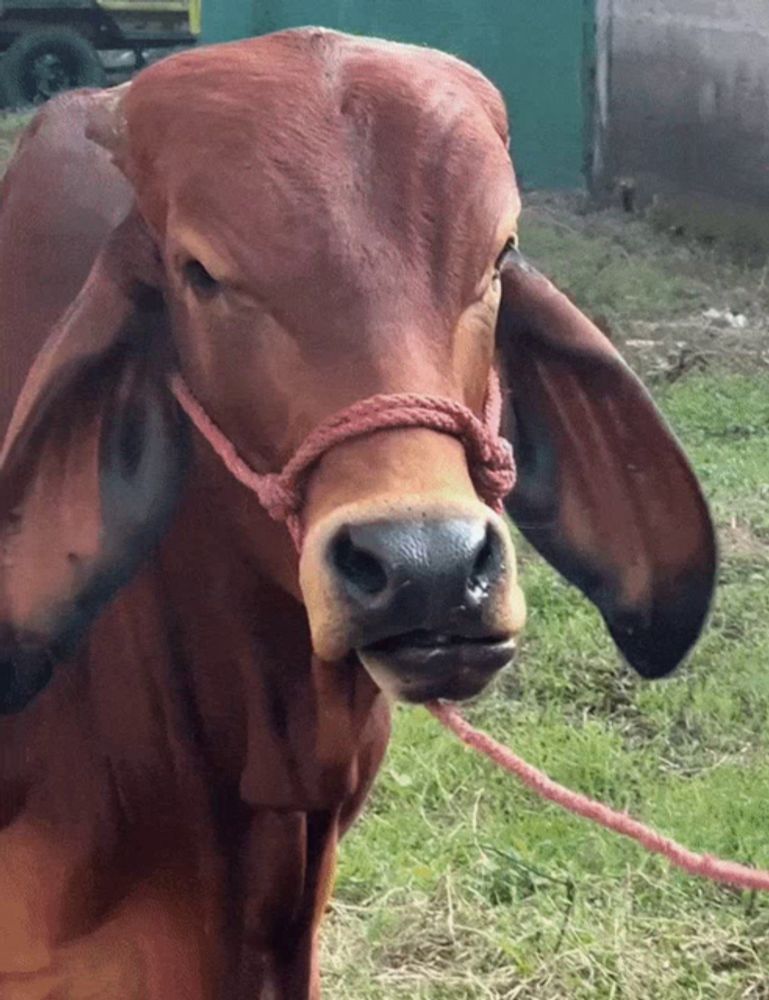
[428,702,769,892]
[168,372,515,547]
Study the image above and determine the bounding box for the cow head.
[0,30,716,713]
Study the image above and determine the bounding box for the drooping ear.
[497,251,716,678]
[0,216,188,714]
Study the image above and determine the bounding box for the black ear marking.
[0,640,53,716]
[0,343,190,716]
[100,348,190,553]
[496,257,717,679]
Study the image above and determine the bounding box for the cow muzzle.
[300,501,526,702]
[169,372,525,700]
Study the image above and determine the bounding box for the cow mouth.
[357,629,517,703]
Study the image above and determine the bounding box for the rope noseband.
[168,371,515,547]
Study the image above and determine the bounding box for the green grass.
[0,112,31,168]
[323,210,769,997]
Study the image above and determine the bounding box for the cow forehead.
[125,29,512,168]
[123,31,519,306]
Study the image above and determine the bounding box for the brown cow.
[0,29,715,1000]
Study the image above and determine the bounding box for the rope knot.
[256,475,300,524]
[472,437,517,513]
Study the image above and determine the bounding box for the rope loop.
[168,371,516,546]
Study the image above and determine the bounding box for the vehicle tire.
[0,27,106,108]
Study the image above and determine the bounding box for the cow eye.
[494,235,519,274]
[183,259,221,297]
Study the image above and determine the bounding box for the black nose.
[328,517,507,644]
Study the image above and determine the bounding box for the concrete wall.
[595,0,769,214]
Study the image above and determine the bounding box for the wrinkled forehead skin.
[119,29,520,330]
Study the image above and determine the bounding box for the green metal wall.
[202,1,593,189]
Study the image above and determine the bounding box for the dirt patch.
[720,521,769,560]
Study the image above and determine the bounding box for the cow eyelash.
[183,259,221,297]
[494,235,519,274]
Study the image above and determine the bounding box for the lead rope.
[427,701,769,892]
[169,371,769,893]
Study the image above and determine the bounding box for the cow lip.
[363,629,511,655]
[358,629,517,680]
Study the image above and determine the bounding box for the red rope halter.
[168,371,515,547]
[169,370,769,895]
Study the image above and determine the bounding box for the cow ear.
[0,218,188,714]
[496,251,716,678]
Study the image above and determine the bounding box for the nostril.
[331,529,389,596]
[468,523,503,598]
[471,526,495,578]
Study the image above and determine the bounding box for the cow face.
[0,30,715,713]
[120,36,526,701]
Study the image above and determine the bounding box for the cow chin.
[299,494,527,700]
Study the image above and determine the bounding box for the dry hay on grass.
[521,191,769,383]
